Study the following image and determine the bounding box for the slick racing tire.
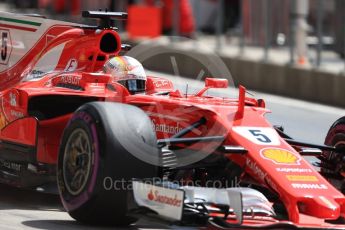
[57,102,158,225]
[320,116,345,193]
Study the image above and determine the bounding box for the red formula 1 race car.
[1,11,345,229]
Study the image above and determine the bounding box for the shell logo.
[261,148,301,165]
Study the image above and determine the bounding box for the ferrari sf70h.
[0,11,345,229]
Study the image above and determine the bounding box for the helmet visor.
[118,79,146,93]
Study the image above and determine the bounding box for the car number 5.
[1,31,7,61]
[248,129,272,143]
[232,126,280,146]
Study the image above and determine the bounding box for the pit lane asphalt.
[1,71,344,229]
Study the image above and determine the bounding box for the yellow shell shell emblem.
[261,148,301,165]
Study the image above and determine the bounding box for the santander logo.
[148,190,155,201]
[147,189,182,207]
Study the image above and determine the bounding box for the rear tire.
[57,102,158,225]
[320,116,345,193]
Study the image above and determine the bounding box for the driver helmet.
[103,56,146,94]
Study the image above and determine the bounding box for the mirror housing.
[205,78,228,88]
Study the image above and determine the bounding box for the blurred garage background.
[0,0,344,106]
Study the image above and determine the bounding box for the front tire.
[57,102,158,225]
[320,116,345,193]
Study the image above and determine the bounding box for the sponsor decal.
[261,148,301,165]
[64,58,78,72]
[28,70,46,80]
[11,40,24,49]
[10,110,24,119]
[246,158,266,181]
[291,183,328,190]
[266,177,278,192]
[60,75,82,85]
[9,92,16,106]
[0,159,21,171]
[286,175,318,182]
[151,119,183,135]
[154,79,171,88]
[246,158,278,191]
[147,189,182,207]
[232,127,281,146]
[1,90,24,122]
[276,168,313,173]
[132,181,184,221]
